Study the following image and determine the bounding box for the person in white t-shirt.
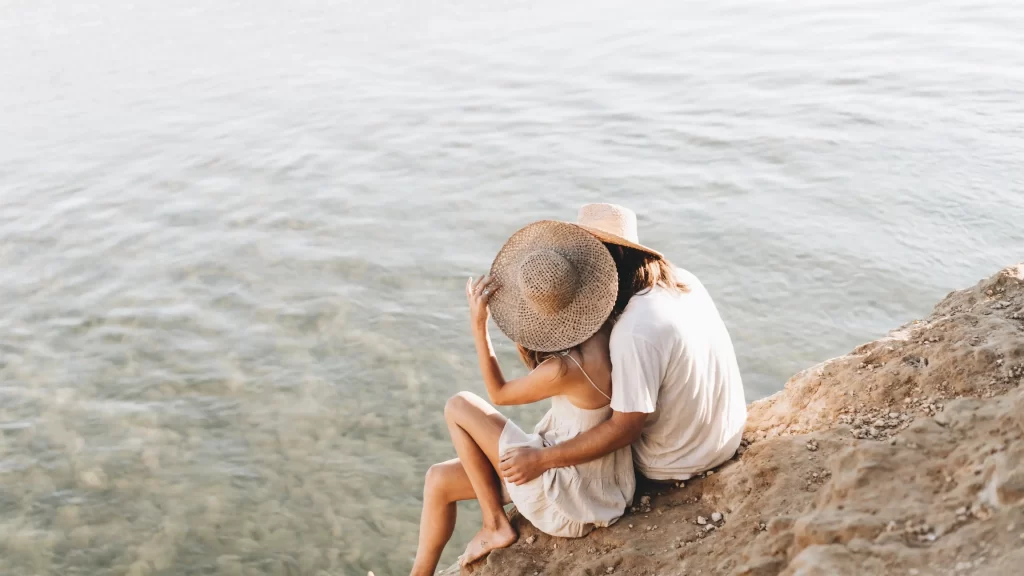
[499,203,747,484]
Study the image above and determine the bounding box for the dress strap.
[560,351,611,402]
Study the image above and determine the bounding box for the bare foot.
[458,522,518,567]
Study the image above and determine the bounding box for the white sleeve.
[609,333,663,414]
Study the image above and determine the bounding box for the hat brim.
[488,221,618,353]
[571,224,664,259]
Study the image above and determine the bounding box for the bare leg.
[443,391,517,566]
[410,458,476,576]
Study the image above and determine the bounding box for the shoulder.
[610,269,713,345]
[612,283,687,334]
[672,267,705,292]
[610,289,673,353]
[531,355,570,384]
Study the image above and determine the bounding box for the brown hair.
[605,243,689,318]
[517,344,575,377]
[517,344,556,371]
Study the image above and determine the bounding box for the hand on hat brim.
[467,274,499,332]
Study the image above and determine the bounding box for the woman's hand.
[466,274,497,333]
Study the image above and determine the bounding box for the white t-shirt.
[609,269,747,480]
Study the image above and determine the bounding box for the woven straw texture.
[572,203,662,258]
[488,220,617,352]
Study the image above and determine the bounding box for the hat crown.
[488,220,617,352]
[577,203,640,244]
[517,249,579,317]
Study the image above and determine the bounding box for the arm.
[543,410,646,467]
[501,329,664,484]
[467,275,565,407]
[499,410,645,485]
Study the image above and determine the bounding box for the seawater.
[1,0,1022,574]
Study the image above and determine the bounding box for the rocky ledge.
[447,264,1024,576]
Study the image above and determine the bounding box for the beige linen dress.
[498,355,635,538]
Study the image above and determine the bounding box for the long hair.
[605,243,689,318]
[517,344,574,377]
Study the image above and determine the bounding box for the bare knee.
[444,391,479,423]
[424,463,446,496]
[424,462,459,501]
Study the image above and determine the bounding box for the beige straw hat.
[488,220,618,352]
[573,203,663,259]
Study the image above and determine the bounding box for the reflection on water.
[1,0,1023,574]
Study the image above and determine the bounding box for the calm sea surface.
[1,0,1023,574]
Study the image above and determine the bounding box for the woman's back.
[533,332,624,475]
[499,330,635,537]
[414,220,633,573]
[553,328,614,411]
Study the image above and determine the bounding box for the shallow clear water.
[1,0,1023,574]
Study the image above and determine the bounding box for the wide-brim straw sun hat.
[572,203,663,259]
[488,220,618,352]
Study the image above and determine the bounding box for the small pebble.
[711,512,723,523]
[526,535,536,545]
[606,567,614,574]
[628,524,633,529]
[697,516,708,525]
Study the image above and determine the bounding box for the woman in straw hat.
[410,221,635,575]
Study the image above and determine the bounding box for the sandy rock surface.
[448,264,1024,576]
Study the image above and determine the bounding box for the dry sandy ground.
[443,263,1024,576]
